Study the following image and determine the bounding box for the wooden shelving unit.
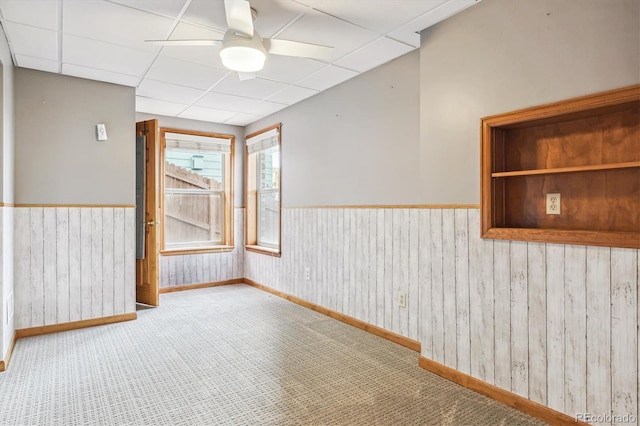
[480,85,640,249]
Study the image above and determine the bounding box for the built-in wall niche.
[481,84,640,249]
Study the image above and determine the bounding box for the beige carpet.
[0,284,546,425]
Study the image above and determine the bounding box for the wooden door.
[136,120,160,306]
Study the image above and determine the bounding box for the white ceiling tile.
[297,0,447,34]
[195,91,286,115]
[266,85,318,105]
[296,65,357,91]
[388,0,479,47]
[160,22,225,68]
[224,112,263,126]
[275,8,379,61]
[180,0,227,33]
[0,0,58,30]
[136,96,188,116]
[335,37,415,73]
[15,54,59,73]
[258,55,325,84]
[63,34,156,76]
[243,100,287,116]
[63,0,173,52]
[3,22,57,60]
[108,0,188,19]
[137,78,206,104]
[62,63,140,87]
[196,91,260,112]
[183,0,305,39]
[214,74,289,100]
[178,105,237,123]
[146,56,229,90]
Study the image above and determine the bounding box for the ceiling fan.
[147,0,334,80]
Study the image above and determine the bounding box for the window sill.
[245,245,281,257]
[160,246,235,256]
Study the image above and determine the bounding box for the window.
[160,128,234,254]
[246,124,281,256]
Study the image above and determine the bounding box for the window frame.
[160,127,235,256]
[245,123,282,257]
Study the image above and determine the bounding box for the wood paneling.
[245,207,640,425]
[14,207,136,329]
[159,208,245,287]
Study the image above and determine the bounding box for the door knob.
[145,220,159,226]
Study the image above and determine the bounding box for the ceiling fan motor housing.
[219,30,267,73]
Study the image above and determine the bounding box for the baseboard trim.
[244,279,421,353]
[159,278,244,294]
[0,332,17,372]
[418,356,587,426]
[15,313,138,339]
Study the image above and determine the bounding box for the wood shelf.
[491,161,640,178]
[481,84,640,249]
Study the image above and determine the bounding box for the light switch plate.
[96,124,108,141]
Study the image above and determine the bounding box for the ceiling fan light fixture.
[220,45,266,73]
[220,30,266,73]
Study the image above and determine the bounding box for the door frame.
[136,120,160,306]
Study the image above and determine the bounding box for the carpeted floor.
[0,284,546,425]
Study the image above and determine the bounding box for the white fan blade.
[224,0,254,36]
[145,39,222,46]
[237,72,256,81]
[265,39,333,62]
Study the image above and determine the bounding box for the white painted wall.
[0,22,15,360]
[15,69,135,205]
[246,50,420,207]
[419,0,639,203]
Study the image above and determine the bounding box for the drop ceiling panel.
[180,0,227,33]
[335,37,415,73]
[258,55,326,84]
[178,105,237,123]
[297,0,447,34]
[146,56,228,90]
[3,22,58,60]
[266,85,318,105]
[297,65,358,91]
[62,63,140,87]
[0,0,58,30]
[137,78,206,104]
[108,0,188,19]
[243,100,288,116]
[275,9,379,62]
[196,91,264,112]
[136,96,189,116]
[224,112,263,126]
[63,0,173,52]
[160,22,225,68]
[63,34,156,76]
[15,54,58,73]
[388,0,478,47]
[0,0,482,127]
[214,74,289,100]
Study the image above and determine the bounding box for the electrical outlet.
[399,291,407,308]
[304,267,310,281]
[546,193,561,215]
